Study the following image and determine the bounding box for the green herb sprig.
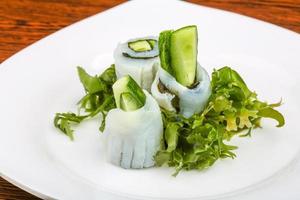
[54,65,116,140]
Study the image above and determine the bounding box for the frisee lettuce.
[154,66,285,175]
[54,65,116,140]
[54,113,88,140]
[54,65,285,176]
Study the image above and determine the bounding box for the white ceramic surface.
[1,0,300,199]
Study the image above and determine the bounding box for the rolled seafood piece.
[151,64,211,118]
[104,76,163,169]
[151,25,211,118]
[113,36,160,91]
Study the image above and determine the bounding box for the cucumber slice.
[170,25,198,87]
[120,92,144,111]
[159,30,173,75]
[147,39,156,48]
[128,40,152,52]
[112,75,146,111]
[122,37,158,59]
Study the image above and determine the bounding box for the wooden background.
[0,0,299,199]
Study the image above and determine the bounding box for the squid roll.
[151,25,211,118]
[104,75,163,169]
[113,36,160,91]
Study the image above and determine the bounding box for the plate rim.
[1,0,300,199]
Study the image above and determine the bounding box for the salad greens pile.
[155,66,284,175]
[54,65,284,175]
[54,65,116,140]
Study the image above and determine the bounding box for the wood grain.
[188,0,300,33]
[0,0,299,199]
[0,178,39,200]
[0,0,127,63]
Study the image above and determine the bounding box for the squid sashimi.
[152,64,211,118]
[151,25,211,118]
[113,36,160,91]
[104,75,163,169]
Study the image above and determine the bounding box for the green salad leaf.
[54,65,117,140]
[257,107,285,127]
[155,66,285,175]
[77,67,106,94]
[54,113,88,140]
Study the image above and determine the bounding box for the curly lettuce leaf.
[155,66,285,175]
[209,66,284,135]
[54,113,88,140]
[257,107,285,127]
[155,108,237,176]
[54,65,116,140]
[77,67,106,94]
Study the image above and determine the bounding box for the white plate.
[1,0,300,199]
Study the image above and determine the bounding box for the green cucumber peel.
[128,39,157,52]
[158,25,198,87]
[112,75,146,111]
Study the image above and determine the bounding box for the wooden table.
[0,0,299,199]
